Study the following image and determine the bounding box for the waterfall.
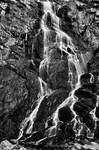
[19,0,85,140]
[16,0,98,146]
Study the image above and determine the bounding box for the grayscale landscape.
[0,0,99,149]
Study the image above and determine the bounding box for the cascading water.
[17,78,46,141]
[16,1,55,141]
[14,1,99,149]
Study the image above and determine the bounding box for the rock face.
[58,106,74,122]
[0,0,99,150]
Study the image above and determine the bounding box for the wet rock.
[48,59,69,90]
[57,4,72,28]
[33,89,70,132]
[39,48,69,90]
[48,70,70,90]
[73,101,89,117]
[73,94,96,118]
[56,122,75,143]
[79,124,88,139]
[63,123,75,142]
[39,48,70,90]
[74,88,91,98]
[39,58,48,82]
[74,85,97,110]
[19,130,44,143]
[80,73,91,85]
[82,113,95,131]
[73,100,96,132]
[74,87,96,100]
[47,47,67,69]
[82,83,98,94]
[58,106,74,123]
[37,1,44,18]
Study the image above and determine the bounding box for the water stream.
[15,1,99,149]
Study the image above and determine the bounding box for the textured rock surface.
[58,106,74,122]
[32,89,70,132]
[0,0,99,150]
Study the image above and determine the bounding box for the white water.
[17,75,53,141]
[49,54,84,136]
[16,1,99,148]
[21,0,85,139]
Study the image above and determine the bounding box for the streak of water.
[41,0,75,58]
[39,0,87,137]
[17,76,53,141]
[47,50,88,137]
[16,0,98,145]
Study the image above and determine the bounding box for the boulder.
[58,106,74,123]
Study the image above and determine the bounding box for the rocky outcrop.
[0,0,99,150]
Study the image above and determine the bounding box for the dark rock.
[64,124,75,141]
[73,101,89,117]
[76,5,84,11]
[79,124,88,139]
[67,47,75,55]
[73,93,97,116]
[45,12,54,29]
[57,5,72,28]
[58,106,74,123]
[5,5,10,14]
[37,1,44,18]
[79,97,96,110]
[0,115,19,142]
[33,18,41,32]
[82,83,98,93]
[74,91,96,115]
[74,88,96,99]
[82,113,95,131]
[80,73,91,85]
[46,118,54,128]
[19,130,44,143]
[57,5,71,18]
[56,124,66,143]
[56,122,75,143]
